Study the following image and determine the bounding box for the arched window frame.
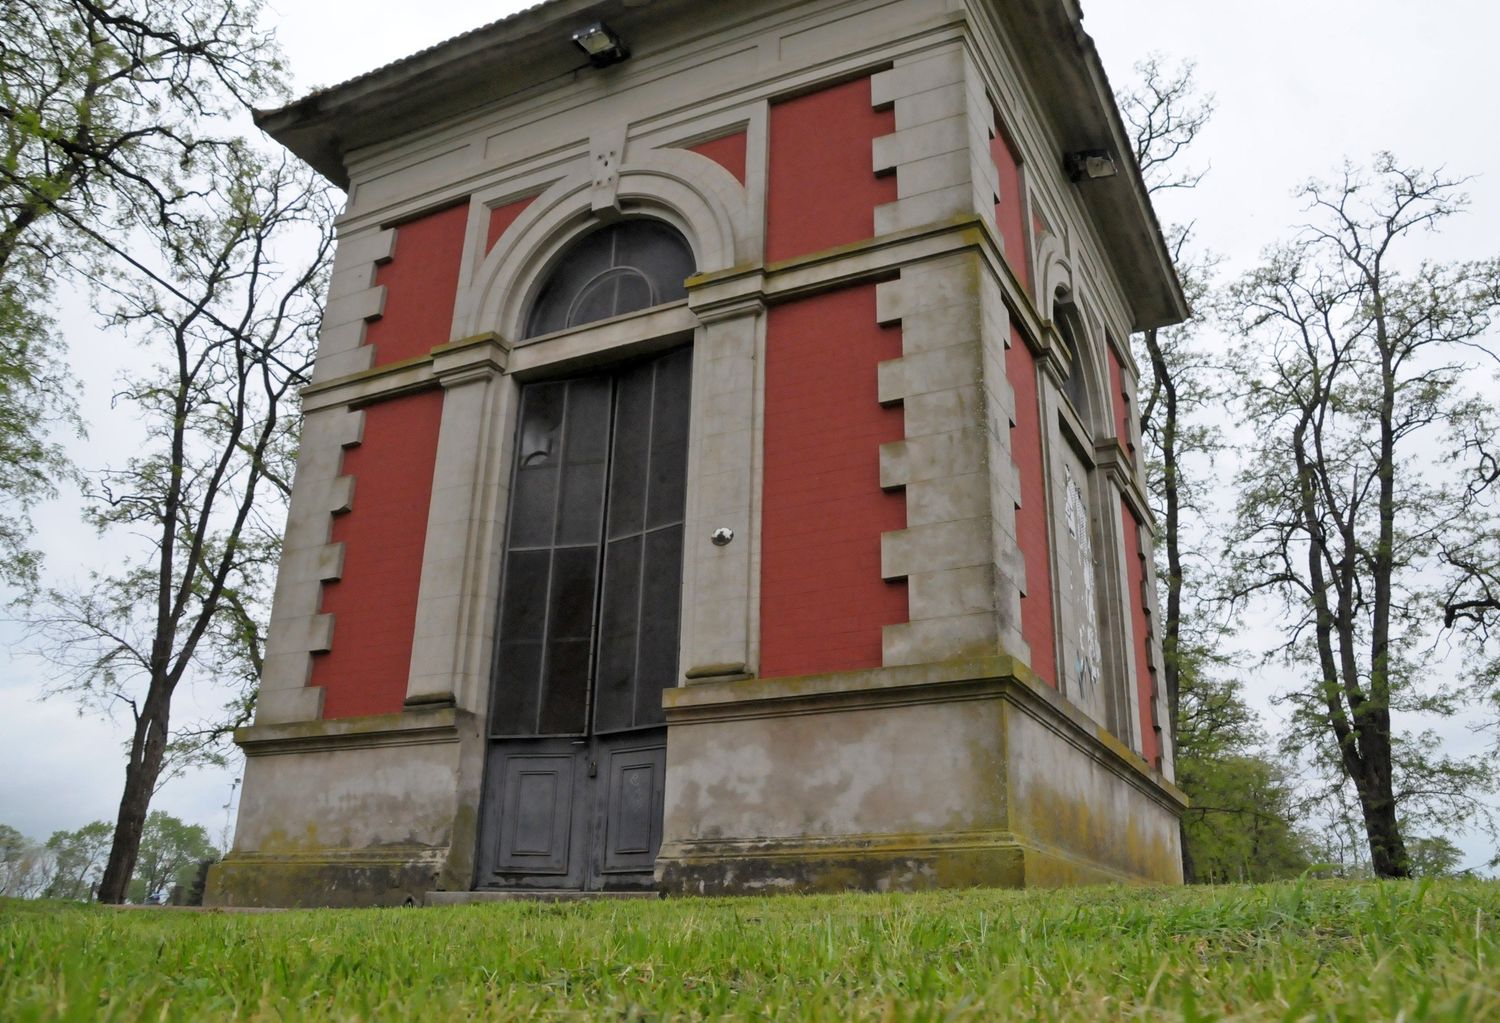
[521,217,697,340]
[1053,287,1094,427]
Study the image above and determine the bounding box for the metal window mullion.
[528,384,574,735]
[627,361,662,730]
[582,375,619,740]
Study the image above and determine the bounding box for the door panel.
[597,736,667,877]
[478,347,690,891]
[483,743,588,888]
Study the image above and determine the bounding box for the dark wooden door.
[477,347,690,890]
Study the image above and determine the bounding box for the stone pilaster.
[255,406,365,725]
[681,274,765,682]
[872,46,998,236]
[875,253,1000,665]
[404,336,515,713]
[310,225,393,383]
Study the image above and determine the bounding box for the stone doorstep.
[425,890,661,906]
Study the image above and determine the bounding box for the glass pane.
[516,383,565,468]
[491,641,543,735]
[624,222,694,302]
[548,545,598,641]
[509,466,558,549]
[556,463,605,547]
[635,525,684,727]
[557,375,610,546]
[499,549,550,643]
[609,272,654,317]
[510,383,565,548]
[523,220,694,339]
[645,348,692,529]
[568,273,623,328]
[606,363,653,539]
[564,377,611,462]
[594,534,642,732]
[527,229,615,337]
[539,639,590,734]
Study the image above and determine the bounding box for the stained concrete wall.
[657,658,1183,894]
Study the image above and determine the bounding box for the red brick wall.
[760,284,908,677]
[1120,500,1162,767]
[990,128,1031,293]
[311,389,445,719]
[365,203,469,365]
[485,195,538,254]
[1006,325,1057,686]
[688,131,747,186]
[766,76,896,262]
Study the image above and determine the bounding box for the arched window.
[1054,289,1091,420]
[524,219,695,338]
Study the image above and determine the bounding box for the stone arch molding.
[456,147,752,341]
[1037,240,1109,435]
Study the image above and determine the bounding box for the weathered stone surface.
[656,659,1184,894]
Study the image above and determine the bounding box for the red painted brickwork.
[761,284,908,677]
[688,131,747,186]
[1108,346,1133,456]
[766,77,896,263]
[990,128,1031,292]
[311,389,445,719]
[1005,325,1057,686]
[365,203,469,366]
[1120,500,1162,767]
[485,194,538,254]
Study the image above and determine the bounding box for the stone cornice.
[235,706,466,757]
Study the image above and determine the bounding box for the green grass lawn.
[3,879,1497,1021]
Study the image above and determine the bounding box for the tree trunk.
[1359,786,1410,878]
[1179,818,1196,884]
[1353,726,1410,878]
[1142,325,1191,882]
[95,696,169,903]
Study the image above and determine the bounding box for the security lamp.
[1065,149,1119,182]
[572,22,630,67]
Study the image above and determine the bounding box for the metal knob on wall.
[711,527,734,546]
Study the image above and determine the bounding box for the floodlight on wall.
[1064,149,1119,182]
[572,22,630,67]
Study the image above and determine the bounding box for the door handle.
[588,760,598,778]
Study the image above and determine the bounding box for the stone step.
[425,889,661,906]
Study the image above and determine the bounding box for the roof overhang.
[254,0,637,190]
[256,0,1187,330]
[988,0,1188,328]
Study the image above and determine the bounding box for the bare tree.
[0,0,280,584]
[1118,57,1221,751]
[25,147,334,903]
[1225,155,1500,877]
[1118,56,1223,881]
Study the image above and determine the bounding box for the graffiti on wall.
[1064,469,1102,700]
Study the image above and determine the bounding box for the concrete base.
[205,848,446,909]
[656,657,1185,895]
[209,659,1183,907]
[204,706,479,909]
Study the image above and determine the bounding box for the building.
[206,0,1189,907]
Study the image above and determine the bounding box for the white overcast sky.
[1,1,1496,869]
